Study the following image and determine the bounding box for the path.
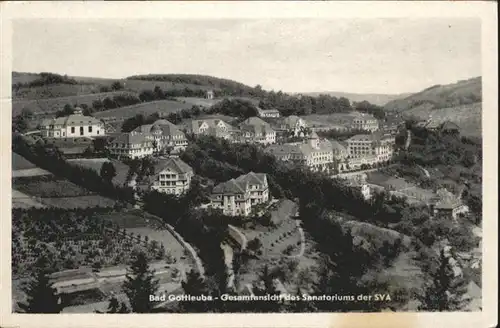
[12,168,51,178]
[164,223,205,279]
[287,220,306,259]
[404,129,412,150]
[221,243,235,289]
[228,224,248,251]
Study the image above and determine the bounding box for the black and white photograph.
[1,1,497,327]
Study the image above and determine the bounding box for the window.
[88,126,93,133]
[80,127,84,135]
[71,127,75,134]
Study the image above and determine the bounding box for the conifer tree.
[180,270,210,312]
[419,249,470,311]
[18,256,63,313]
[122,251,159,313]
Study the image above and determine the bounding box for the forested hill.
[384,77,482,112]
[301,91,412,106]
[126,74,256,95]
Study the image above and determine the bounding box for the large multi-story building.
[350,113,379,132]
[210,172,269,216]
[143,157,194,196]
[40,109,105,139]
[108,131,155,159]
[266,132,335,172]
[184,118,234,140]
[346,132,395,164]
[257,108,281,118]
[237,117,276,145]
[133,120,188,152]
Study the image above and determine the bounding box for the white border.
[0,2,497,328]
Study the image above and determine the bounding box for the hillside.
[301,91,412,106]
[404,102,482,137]
[127,74,255,95]
[384,77,481,112]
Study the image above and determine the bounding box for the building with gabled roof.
[237,117,276,145]
[346,132,395,164]
[139,157,194,195]
[108,131,154,159]
[133,120,188,152]
[183,118,234,140]
[257,108,280,118]
[266,133,335,172]
[274,115,308,136]
[211,172,269,216]
[430,188,469,220]
[40,110,105,139]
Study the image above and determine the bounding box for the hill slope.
[301,91,412,106]
[383,76,482,137]
[384,77,481,112]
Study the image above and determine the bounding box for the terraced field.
[13,91,137,116]
[93,99,193,119]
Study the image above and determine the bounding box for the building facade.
[40,110,105,139]
[184,118,234,140]
[133,120,188,152]
[238,117,276,145]
[108,131,154,159]
[257,108,281,118]
[147,157,194,196]
[211,172,269,216]
[266,133,334,172]
[430,188,469,220]
[350,113,379,132]
[346,132,395,164]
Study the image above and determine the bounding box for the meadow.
[93,99,193,119]
[13,91,136,116]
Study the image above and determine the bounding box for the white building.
[266,132,334,172]
[145,157,194,196]
[40,109,105,139]
[257,108,281,118]
[346,132,395,164]
[210,172,269,216]
[184,118,234,140]
[238,117,276,145]
[205,90,215,100]
[133,120,188,152]
[108,131,154,159]
[350,112,379,132]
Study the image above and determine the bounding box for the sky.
[12,18,481,94]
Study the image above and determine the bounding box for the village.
[12,82,482,313]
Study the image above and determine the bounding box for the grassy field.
[68,158,130,186]
[12,153,37,170]
[302,113,358,129]
[13,91,137,116]
[93,99,193,119]
[13,83,103,101]
[12,175,116,209]
[175,97,222,107]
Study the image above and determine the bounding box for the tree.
[100,162,117,183]
[111,81,124,91]
[180,270,210,312]
[419,249,470,311]
[106,296,120,313]
[18,256,63,313]
[122,251,160,313]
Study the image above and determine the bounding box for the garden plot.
[12,175,116,209]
